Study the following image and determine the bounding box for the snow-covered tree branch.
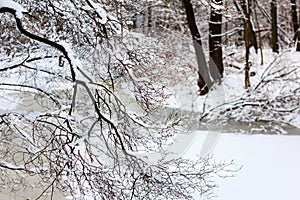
[0,0,237,199]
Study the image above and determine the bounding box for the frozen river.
[1,90,300,200]
[210,133,300,200]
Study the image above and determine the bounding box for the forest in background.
[0,0,300,199]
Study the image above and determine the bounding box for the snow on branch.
[211,1,224,10]
[0,0,27,18]
[84,0,107,24]
[0,5,76,81]
[0,161,25,171]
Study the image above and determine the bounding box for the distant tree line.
[127,0,300,92]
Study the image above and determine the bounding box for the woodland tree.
[271,0,279,52]
[0,0,234,199]
[182,0,213,95]
[290,0,299,38]
[290,0,300,51]
[235,0,258,89]
[209,0,224,81]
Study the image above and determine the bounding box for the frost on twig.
[0,0,27,18]
[201,51,300,133]
[0,1,236,199]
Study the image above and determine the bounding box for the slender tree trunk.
[182,0,212,95]
[209,0,224,81]
[298,3,300,51]
[291,0,300,51]
[146,2,152,35]
[297,38,300,52]
[240,1,258,52]
[254,0,264,65]
[237,0,257,89]
[290,0,300,51]
[271,0,279,53]
[244,19,251,90]
[290,0,299,36]
[225,1,228,45]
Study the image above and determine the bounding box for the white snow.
[95,6,107,24]
[1,2,300,199]
[0,0,27,19]
[86,0,107,24]
[0,160,24,170]
[59,41,82,68]
[211,2,224,10]
[184,132,300,200]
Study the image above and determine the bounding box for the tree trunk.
[146,2,152,35]
[297,32,300,51]
[253,0,264,65]
[290,0,300,51]
[271,0,279,53]
[209,0,224,81]
[236,0,258,53]
[290,0,299,36]
[237,0,257,89]
[244,19,251,89]
[298,4,300,51]
[182,0,212,95]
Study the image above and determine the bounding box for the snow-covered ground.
[185,132,300,200]
[1,2,299,197]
